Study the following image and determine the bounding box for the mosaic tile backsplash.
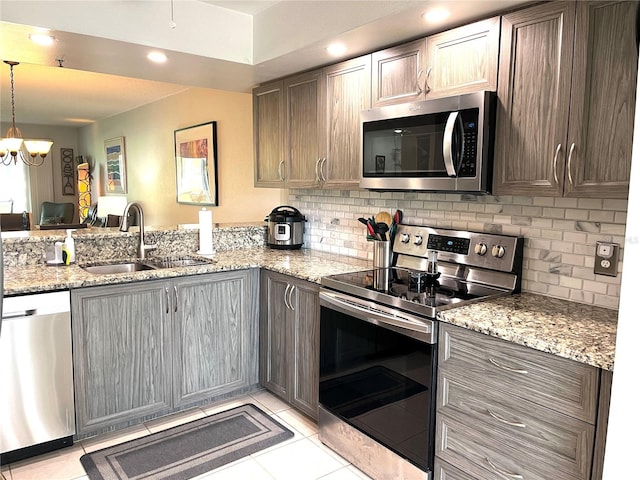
[289,189,628,309]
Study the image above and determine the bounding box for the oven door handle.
[319,291,436,344]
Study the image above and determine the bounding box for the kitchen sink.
[82,262,156,274]
[145,257,214,269]
[81,256,215,274]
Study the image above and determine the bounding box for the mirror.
[174,121,218,206]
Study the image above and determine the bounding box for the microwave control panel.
[458,110,479,177]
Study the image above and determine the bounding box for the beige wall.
[77,87,285,226]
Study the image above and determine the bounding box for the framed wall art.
[104,136,127,194]
[61,147,75,195]
[174,121,218,206]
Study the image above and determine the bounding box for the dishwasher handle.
[3,291,71,318]
[2,309,37,319]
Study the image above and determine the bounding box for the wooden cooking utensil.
[375,211,392,228]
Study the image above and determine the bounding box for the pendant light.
[0,60,53,167]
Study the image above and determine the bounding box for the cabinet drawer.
[437,374,594,480]
[434,457,478,480]
[439,324,599,422]
[436,410,592,480]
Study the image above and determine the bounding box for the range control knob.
[401,233,410,244]
[414,235,423,246]
[474,243,488,256]
[491,245,506,258]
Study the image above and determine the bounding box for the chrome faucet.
[119,202,157,259]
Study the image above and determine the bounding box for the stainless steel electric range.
[318,224,523,480]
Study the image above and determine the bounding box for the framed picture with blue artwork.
[104,136,127,194]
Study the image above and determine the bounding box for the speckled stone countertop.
[438,293,617,371]
[2,224,616,371]
[3,247,370,295]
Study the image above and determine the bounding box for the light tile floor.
[1,390,373,480]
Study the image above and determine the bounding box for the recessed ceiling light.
[326,43,347,57]
[29,33,55,46]
[422,7,450,23]
[147,51,167,63]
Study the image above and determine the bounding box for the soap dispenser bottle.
[63,229,76,265]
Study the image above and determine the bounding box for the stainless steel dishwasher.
[1,290,75,464]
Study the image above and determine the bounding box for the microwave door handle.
[443,111,462,177]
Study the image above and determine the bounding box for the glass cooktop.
[321,267,509,317]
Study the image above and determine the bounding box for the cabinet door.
[71,281,172,436]
[372,38,426,107]
[254,80,285,187]
[172,270,257,408]
[289,279,320,419]
[564,1,638,198]
[493,2,576,196]
[259,270,290,399]
[425,17,500,98]
[285,70,325,188]
[322,55,371,189]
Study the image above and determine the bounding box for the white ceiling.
[0,0,529,127]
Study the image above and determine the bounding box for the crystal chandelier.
[0,60,53,167]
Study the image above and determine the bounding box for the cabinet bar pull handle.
[552,143,561,185]
[320,157,327,182]
[487,408,526,428]
[567,142,576,186]
[278,160,285,181]
[489,357,528,374]
[416,69,423,95]
[284,284,292,310]
[315,158,322,182]
[486,457,524,480]
[425,66,432,94]
[173,286,178,313]
[288,284,296,312]
[165,287,170,314]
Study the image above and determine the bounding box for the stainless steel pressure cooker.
[265,205,305,249]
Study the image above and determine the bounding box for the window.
[0,161,31,213]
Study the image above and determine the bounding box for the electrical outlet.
[594,242,619,276]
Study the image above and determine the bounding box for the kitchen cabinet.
[254,57,369,190]
[171,270,259,408]
[253,71,325,188]
[72,279,172,437]
[259,270,320,419]
[72,270,258,437]
[424,16,500,99]
[320,54,371,188]
[435,323,607,480]
[372,38,426,107]
[253,81,285,186]
[493,1,638,198]
[371,17,500,107]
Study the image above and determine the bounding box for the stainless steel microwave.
[360,91,495,193]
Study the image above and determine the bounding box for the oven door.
[318,290,438,474]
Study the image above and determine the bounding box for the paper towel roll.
[198,208,213,254]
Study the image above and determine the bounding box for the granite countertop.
[438,293,618,371]
[3,243,617,371]
[2,247,370,295]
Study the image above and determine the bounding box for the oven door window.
[319,306,437,472]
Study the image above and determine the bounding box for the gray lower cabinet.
[71,269,258,437]
[171,271,259,408]
[259,270,320,419]
[435,323,604,480]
